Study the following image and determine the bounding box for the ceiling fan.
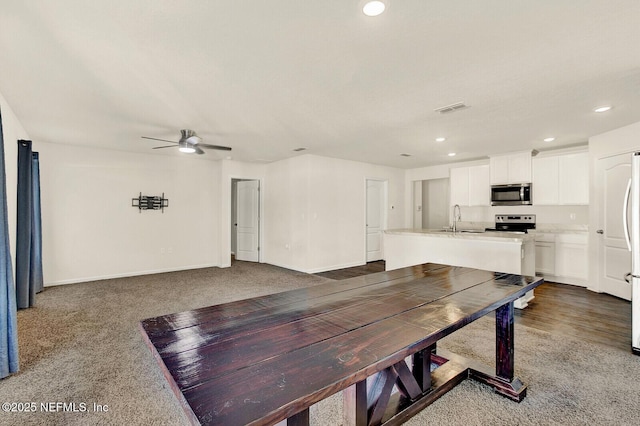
[142,129,232,155]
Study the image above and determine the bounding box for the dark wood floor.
[316,261,633,352]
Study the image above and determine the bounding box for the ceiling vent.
[434,102,468,114]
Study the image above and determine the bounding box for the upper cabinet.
[532,156,559,204]
[450,164,490,206]
[489,151,532,184]
[533,150,588,205]
[559,152,589,204]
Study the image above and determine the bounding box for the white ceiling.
[0,0,639,168]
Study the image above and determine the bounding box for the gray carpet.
[1,262,638,425]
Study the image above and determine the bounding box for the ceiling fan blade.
[152,145,177,149]
[194,146,205,155]
[198,143,232,151]
[142,136,178,144]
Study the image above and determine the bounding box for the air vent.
[434,102,468,114]
[293,147,307,152]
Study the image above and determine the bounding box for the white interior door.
[236,180,260,262]
[597,153,631,300]
[366,180,385,262]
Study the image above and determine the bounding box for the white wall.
[0,91,30,281]
[264,156,310,271]
[588,120,640,292]
[264,154,405,273]
[36,142,221,285]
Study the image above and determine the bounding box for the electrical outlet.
[160,248,165,254]
[569,213,576,220]
[167,247,173,254]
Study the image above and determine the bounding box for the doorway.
[413,179,450,230]
[366,179,387,262]
[596,152,632,300]
[231,179,260,262]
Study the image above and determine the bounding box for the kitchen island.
[384,229,536,308]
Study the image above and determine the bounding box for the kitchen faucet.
[453,204,461,232]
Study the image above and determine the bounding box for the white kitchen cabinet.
[532,151,588,205]
[555,233,588,281]
[532,156,559,205]
[534,232,588,286]
[490,151,532,184]
[450,165,490,206]
[490,156,510,185]
[559,152,589,205]
[534,233,556,275]
[449,167,469,206]
[468,165,490,206]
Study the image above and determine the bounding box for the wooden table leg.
[287,408,310,426]
[467,301,527,402]
[496,301,515,382]
[412,344,435,391]
[343,380,367,426]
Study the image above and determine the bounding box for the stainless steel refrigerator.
[624,151,640,355]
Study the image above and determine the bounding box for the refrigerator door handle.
[624,178,632,251]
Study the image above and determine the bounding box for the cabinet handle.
[596,229,604,234]
[625,272,632,283]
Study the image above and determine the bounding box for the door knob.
[596,229,604,234]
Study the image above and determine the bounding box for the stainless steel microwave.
[490,183,532,206]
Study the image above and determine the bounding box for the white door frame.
[365,178,388,262]
[230,177,263,264]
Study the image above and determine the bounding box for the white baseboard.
[265,260,368,275]
[536,272,588,287]
[306,261,366,274]
[45,263,220,287]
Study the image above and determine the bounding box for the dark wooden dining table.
[140,263,543,425]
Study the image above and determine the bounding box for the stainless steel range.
[485,214,536,234]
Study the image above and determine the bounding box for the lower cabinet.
[534,232,588,286]
[534,234,556,275]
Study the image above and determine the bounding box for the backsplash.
[457,205,589,226]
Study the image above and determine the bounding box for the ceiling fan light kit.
[178,141,196,153]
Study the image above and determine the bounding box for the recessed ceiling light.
[543,137,555,142]
[448,152,456,157]
[363,1,386,17]
[435,137,446,142]
[594,105,612,113]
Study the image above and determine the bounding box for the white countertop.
[384,228,535,243]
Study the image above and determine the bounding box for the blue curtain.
[16,139,42,309]
[0,108,19,378]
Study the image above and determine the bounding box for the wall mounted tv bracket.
[132,193,169,213]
